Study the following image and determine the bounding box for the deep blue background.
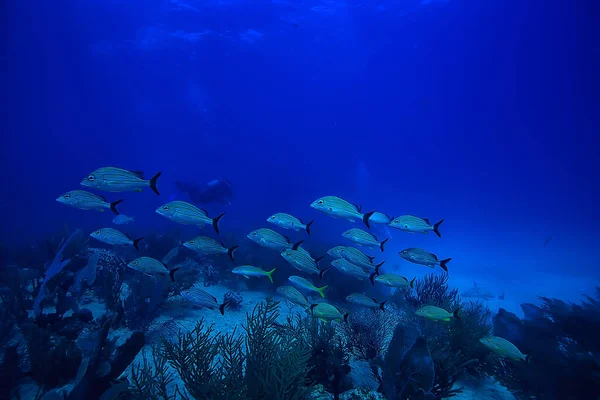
[2,1,599,294]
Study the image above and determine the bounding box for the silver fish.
[369,264,415,288]
[184,236,238,261]
[267,212,314,235]
[346,293,387,311]
[416,305,460,321]
[367,211,394,225]
[399,248,451,272]
[310,303,349,323]
[479,336,528,362]
[247,228,303,251]
[335,246,383,270]
[276,286,310,308]
[342,228,388,252]
[81,167,161,195]
[288,276,327,298]
[310,196,377,228]
[281,249,327,277]
[127,257,179,281]
[112,214,135,225]
[180,285,227,315]
[331,258,370,280]
[389,215,444,238]
[232,265,276,283]
[90,228,143,250]
[327,246,346,258]
[156,201,225,234]
[56,190,123,215]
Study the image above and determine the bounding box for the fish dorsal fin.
[283,235,291,243]
[130,170,145,179]
[124,232,131,239]
[422,218,430,224]
[431,253,438,260]
[199,207,208,214]
[218,240,225,247]
[99,195,106,202]
[371,297,379,303]
[353,203,362,213]
[368,255,375,262]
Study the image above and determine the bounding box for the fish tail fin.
[267,268,276,283]
[379,300,387,311]
[375,260,386,269]
[440,258,451,272]
[149,172,162,196]
[409,276,416,289]
[169,267,180,282]
[380,237,389,252]
[305,220,314,235]
[317,285,327,298]
[310,304,318,314]
[227,245,239,262]
[212,212,226,234]
[292,240,304,250]
[433,219,444,238]
[219,302,228,316]
[453,307,461,320]
[318,267,329,280]
[369,272,377,286]
[343,313,350,324]
[315,256,324,267]
[133,237,144,251]
[362,210,376,228]
[110,199,124,215]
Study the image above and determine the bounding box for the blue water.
[2,0,599,303]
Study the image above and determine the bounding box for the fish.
[90,228,143,250]
[267,213,314,235]
[346,293,387,311]
[310,303,349,323]
[416,305,460,321]
[331,258,370,280]
[127,257,179,282]
[479,336,528,362]
[288,276,327,298]
[342,228,388,252]
[276,286,310,308]
[367,211,394,225]
[331,246,383,271]
[56,190,123,215]
[369,264,415,288]
[183,236,238,261]
[112,214,135,225]
[310,196,376,228]
[232,265,276,283]
[389,215,444,238]
[399,248,451,272]
[180,285,228,315]
[327,246,346,259]
[281,249,327,278]
[80,167,161,195]
[247,228,303,251]
[156,201,226,234]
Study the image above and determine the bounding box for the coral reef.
[223,290,244,311]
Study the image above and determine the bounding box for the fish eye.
[341,249,345,252]
[270,216,275,220]
[402,250,408,255]
[96,230,101,235]
[252,232,257,236]
[163,206,169,211]
[132,261,137,265]
[404,224,408,228]
[189,240,195,244]
[318,200,323,205]
[394,219,398,224]
[87,175,95,181]
[64,194,70,198]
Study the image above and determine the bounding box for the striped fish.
[267,213,314,235]
[90,228,143,250]
[369,264,415,288]
[389,215,444,238]
[281,249,326,278]
[232,266,276,283]
[80,167,161,195]
[247,228,303,251]
[342,229,388,252]
[127,257,179,282]
[156,201,226,234]
[276,286,310,308]
[337,246,382,271]
[310,303,349,323]
[327,246,346,258]
[56,190,123,215]
[479,336,528,362]
[310,196,377,228]
[180,285,227,315]
[416,305,460,321]
[331,258,370,280]
[346,293,387,311]
[367,211,394,225]
[399,248,451,272]
[288,276,327,298]
[183,236,238,261]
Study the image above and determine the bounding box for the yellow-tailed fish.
[267,212,314,235]
[288,276,327,298]
[81,167,161,195]
[342,228,388,252]
[367,211,394,225]
[232,265,276,283]
[399,248,451,272]
[416,305,460,321]
[310,196,377,228]
[346,293,387,311]
[389,215,444,238]
[127,257,179,282]
[90,228,143,250]
[281,249,327,278]
[310,303,349,323]
[479,336,528,362]
[276,286,310,308]
[156,201,226,234]
[369,264,415,288]
[331,258,370,280]
[57,190,123,215]
[183,236,238,261]
[247,228,303,251]
[180,285,228,315]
